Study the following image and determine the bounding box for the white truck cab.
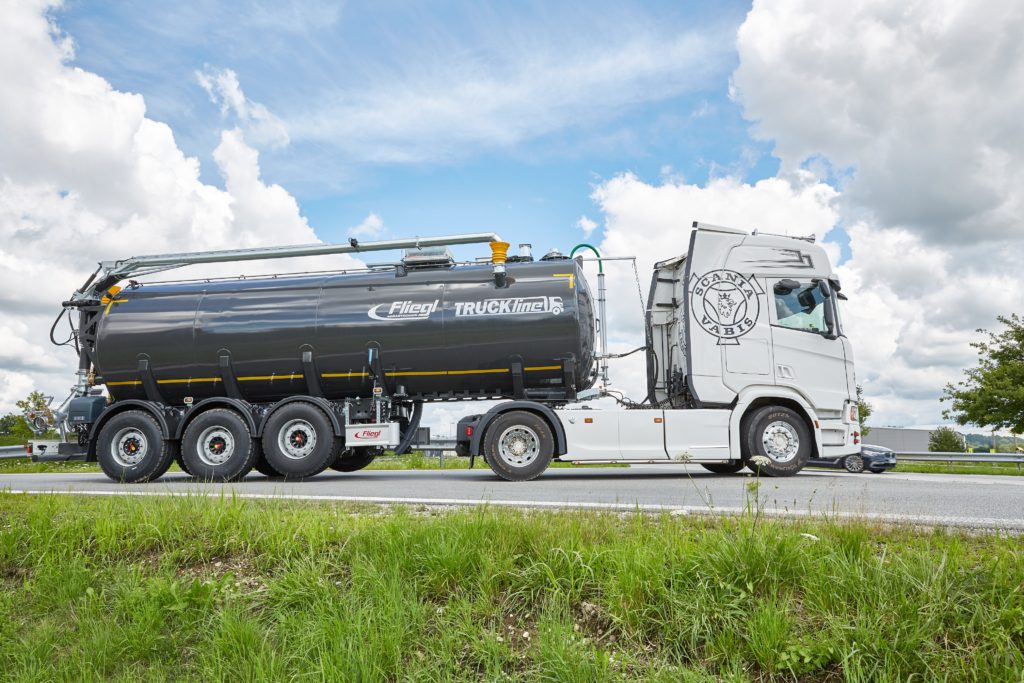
[462,222,860,479]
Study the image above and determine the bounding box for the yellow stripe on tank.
[105,364,563,387]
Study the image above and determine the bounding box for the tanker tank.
[94,258,596,405]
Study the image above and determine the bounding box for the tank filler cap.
[541,248,569,261]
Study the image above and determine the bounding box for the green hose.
[569,243,603,273]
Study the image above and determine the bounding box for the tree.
[929,426,965,453]
[856,385,873,437]
[942,314,1024,433]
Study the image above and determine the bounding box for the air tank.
[94,259,596,404]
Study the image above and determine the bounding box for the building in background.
[865,427,964,453]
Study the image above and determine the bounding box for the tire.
[181,408,257,482]
[869,468,886,474]
[482,410,554,482]
[252,442,281,477]
[261,402,339,478]
[174,446,192,476]
[330,447,379,472]
[96,410,175,483]
[741,405,811,477]
[701,462,746,474]
[843,454,866,474]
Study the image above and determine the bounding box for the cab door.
[768,279,849,412]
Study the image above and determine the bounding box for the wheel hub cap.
[279,419,317,459]
[197,426,235,466]
[112,428,148,467]
[761,421,799,463]
[498,426,540,468]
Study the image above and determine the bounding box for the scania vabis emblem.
[689,270,763,345]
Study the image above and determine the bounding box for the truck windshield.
[774,281,826,334]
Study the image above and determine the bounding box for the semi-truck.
[30,222,859,482]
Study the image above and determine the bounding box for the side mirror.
[774,278,801,295]
[818,280,838,339]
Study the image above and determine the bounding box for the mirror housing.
[774,278,801,295]
[818,280,839,339]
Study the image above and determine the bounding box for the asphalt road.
[3,465,1024,530]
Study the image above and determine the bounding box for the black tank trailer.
[95,258,596,403]
[57,246,598,484]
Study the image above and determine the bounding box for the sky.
[1,0,1022,434]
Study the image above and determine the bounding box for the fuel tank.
[95,259,596,404]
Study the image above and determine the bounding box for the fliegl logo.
[367,299,439,321]
[689,270,763,345]
[454,296,563,317]
[353,429,382,439]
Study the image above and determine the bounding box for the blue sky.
[57,0,784,257]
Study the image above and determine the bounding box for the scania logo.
[368,300,439,321]
[689,269,763,345]
[454,296,563,317]
[354,429,382,439]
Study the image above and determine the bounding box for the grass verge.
[893,462,1024,476]
[0,493,1021,681]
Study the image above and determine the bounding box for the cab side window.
[773,281,825,333]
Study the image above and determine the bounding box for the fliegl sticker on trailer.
[454,296,564,317]
[689,270,763,345]
[367,300,440,321]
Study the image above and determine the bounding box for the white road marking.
[2,487,1022,531]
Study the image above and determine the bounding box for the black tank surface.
[95,259,596,404]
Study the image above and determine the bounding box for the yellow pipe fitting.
[489,241,510,265]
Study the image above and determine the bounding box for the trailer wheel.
[482,410,554,482]
[701,462,746,474]
[173,445,192,476]
[181,408,257,482]
[252,443,281,477]
[96,410,175,483]
[330,447,379,472]
[262,402,339,478]
[741,405,811,477]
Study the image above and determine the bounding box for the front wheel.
[96,410,175,483]
[741,406,811,477]
[843,454,866,473]
[482,411,554,482]
[701,462,746,474]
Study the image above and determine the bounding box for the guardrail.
[0,444,27,459]
[897,451,1024,470]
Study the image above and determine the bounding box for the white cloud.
[0,1,359,413]
[575,216,597,238]
[286,27,729,164]
[197,66,290,148]
[348,213,385,240]
[730,0,1024,427]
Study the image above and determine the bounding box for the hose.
[393,401,423,456]
[569,243,603,272]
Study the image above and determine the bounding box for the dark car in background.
[809,444,897,474]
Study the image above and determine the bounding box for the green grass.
[894,461,1024,476]
[0,493,1021,681]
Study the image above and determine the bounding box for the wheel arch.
[259,396,344,437]
[469,401,567,457]
[730,388,822,459]
[174,397,257,440]
[89,400,178,461]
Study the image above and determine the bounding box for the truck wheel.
[173,445,192,476]
[701,462,746,474]
[843,454,866,473]
[181,408,257,482]
[262,402,339,478]
[330,447,379,472]
[97,410,175,483]
[741,406,811,477]
[482,410,554,482]
[252,443,281,477]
